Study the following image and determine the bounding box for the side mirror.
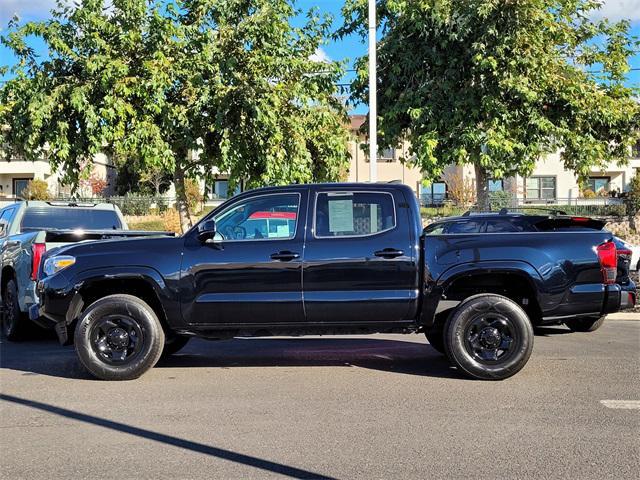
[0,222,6,237]
[197,219,217,242]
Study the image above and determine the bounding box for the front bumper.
[31,272,83,345]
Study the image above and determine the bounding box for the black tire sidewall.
[74,294,165,380]
[444,294,534,380]
[2,280,22,340]
[565,316,605,332]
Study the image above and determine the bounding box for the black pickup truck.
[33,183,636,381]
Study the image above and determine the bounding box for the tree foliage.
[1,0,349,230]
[341,0,640,208]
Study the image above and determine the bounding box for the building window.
[631,140,640,158]
[420,182,447,205]
[525,176,556,200]
[207,179,241,200]
[587,176,610,195]
[488,179,503,192]
[12,178,31,198]
[363,145,396,163]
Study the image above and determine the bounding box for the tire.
[424,312,448,354]
[443,294,534,380]
[74,294,165,381]
[565,316,605,333]
[1,279,27,341]
[160,334,190,359]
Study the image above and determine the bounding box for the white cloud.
[309,47,331,63]
[589,0,640,22]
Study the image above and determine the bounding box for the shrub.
[184,178,203,213]
[489,190,515,210]
[21,179,51,200]
[162,208,182,234]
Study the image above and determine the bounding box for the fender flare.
[67,265,171,323]
[420,260,544,328]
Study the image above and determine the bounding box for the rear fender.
[420,260,543,328]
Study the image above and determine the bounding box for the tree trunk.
[475,164,490,211]
[173,163,193,233]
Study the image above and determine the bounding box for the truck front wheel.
[444,294,534,380]
[74,294,165,380]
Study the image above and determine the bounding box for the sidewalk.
[607,311,640,320]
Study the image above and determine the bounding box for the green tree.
[1,0,349,231]
[341,0,640,209]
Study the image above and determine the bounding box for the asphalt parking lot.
[1,317,639,480]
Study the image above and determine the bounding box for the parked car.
[0,200,173,339]
[424,211,636,328]
[33,184,635,381]
[620,241,640,272]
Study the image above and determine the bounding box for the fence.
[419,194,629,218]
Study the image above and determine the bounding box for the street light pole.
[368,0,377,183]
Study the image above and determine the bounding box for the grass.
[127,218,165,231]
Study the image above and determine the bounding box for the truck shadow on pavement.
[0,393,337,480]
[0,336,463,380]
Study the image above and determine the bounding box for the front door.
[181,190,306,326]
[302,188,419,324]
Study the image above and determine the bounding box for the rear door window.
[315,191,396,238]
[21,207,122,230]
[485,219,533,233]
[446,220,483,234]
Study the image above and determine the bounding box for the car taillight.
[31,243,46,280]
[597,241,617,285]
[617,248,632,257]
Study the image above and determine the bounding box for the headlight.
[43,255,76,277]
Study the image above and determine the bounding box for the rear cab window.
[21,207,122,231]
[314,191,396,238]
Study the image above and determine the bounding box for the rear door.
[302,187,418,323]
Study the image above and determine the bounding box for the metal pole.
[368,0,377,183]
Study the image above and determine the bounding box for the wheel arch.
[73,267,173,332]
[437,261,544,325]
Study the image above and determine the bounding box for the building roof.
[349,115,366,132]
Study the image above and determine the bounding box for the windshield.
[21,207,122,231]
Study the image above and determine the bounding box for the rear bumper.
[602,282,636,314]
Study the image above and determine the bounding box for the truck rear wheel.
[1,279,27,341]
[444,294,534,380]
[565,316,605,332]
[74,294,165,380]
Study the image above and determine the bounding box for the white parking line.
[600,400,640,410]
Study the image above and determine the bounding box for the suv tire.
[444,294,534,380]
[74,294,165,380]
[565,316,605,332]
[1,279,27,341]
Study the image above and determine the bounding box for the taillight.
[617,248,632,257]
[597,241,617,285]
[31,243,46,280]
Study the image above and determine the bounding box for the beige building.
[346,114,640,205]
[346,115,424,195]
[0,151,116,200]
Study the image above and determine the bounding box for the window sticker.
[276,224,290,238]
[328,199,354,233]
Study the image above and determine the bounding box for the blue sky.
[1,0,639,115]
